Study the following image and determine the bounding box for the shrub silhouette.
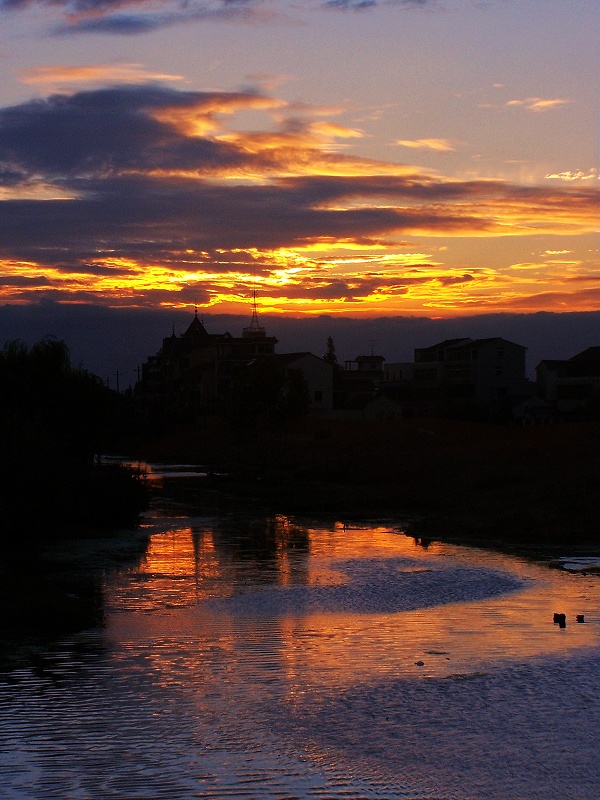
[0,337,146,539]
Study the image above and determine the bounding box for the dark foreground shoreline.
[133,416,600,550]
[0,528,150,669]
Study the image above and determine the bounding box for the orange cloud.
[19,63,184,89]
[244,72,297,92]
[150,93,285,137]
[505,97,573,112]
[545,169,598,182]
[395,138,457,152]
[311,121,364,140]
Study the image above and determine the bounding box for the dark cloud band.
[1,0,266,35]
[2,0,449,37]
[0,84,597,279]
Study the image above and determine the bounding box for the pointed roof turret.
[182,309,210,341]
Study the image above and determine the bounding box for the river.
[0,464,599,799]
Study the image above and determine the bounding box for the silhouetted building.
[136,308,277,420]
[333,350,386,413]
[384,362,415,383]
[344,353,386,376]
[412,337,528,404]
[511,395,555,426]
[274,353,334,412]
[537,347,600,412]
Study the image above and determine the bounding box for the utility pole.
[114,370,120,393]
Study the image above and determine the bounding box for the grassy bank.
[134,416,600,547]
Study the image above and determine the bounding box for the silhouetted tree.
[0,337,147,539]
[323,336,339,367]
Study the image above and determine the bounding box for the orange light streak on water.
[106,516,599,696]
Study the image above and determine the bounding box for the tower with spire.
[135,295,277,420]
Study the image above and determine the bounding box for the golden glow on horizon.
[0,0,596,327]
[1,235,598,314]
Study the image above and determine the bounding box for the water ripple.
[0,517,598,799]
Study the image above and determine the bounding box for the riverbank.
[133,416,600,548]
[0,527,150,669]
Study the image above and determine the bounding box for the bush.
[0,337,147,539]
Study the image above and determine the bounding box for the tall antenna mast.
[243,289,266,338]
[250,291,260,329]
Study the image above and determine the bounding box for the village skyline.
[2,303,599,391]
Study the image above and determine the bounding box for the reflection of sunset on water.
[3,512,598,800]
[106,515,599,692]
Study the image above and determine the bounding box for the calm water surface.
[1,476,599,799]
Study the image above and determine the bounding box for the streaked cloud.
[545,168,598,182]
[53,3,274,36]
[243,72,296,93]
[502,287,600,311]
[436,273,474,286]
[324,0,430,9]
[0,0,277,37]
[19,63,185,90]
[1,0,464,37]
[310,121,364,141]
[505,97,573,112]
[395,138,457,152]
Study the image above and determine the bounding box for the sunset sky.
[0,0,598,323]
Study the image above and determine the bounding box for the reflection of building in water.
[210,514,310,588]
[118,515,312,608]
